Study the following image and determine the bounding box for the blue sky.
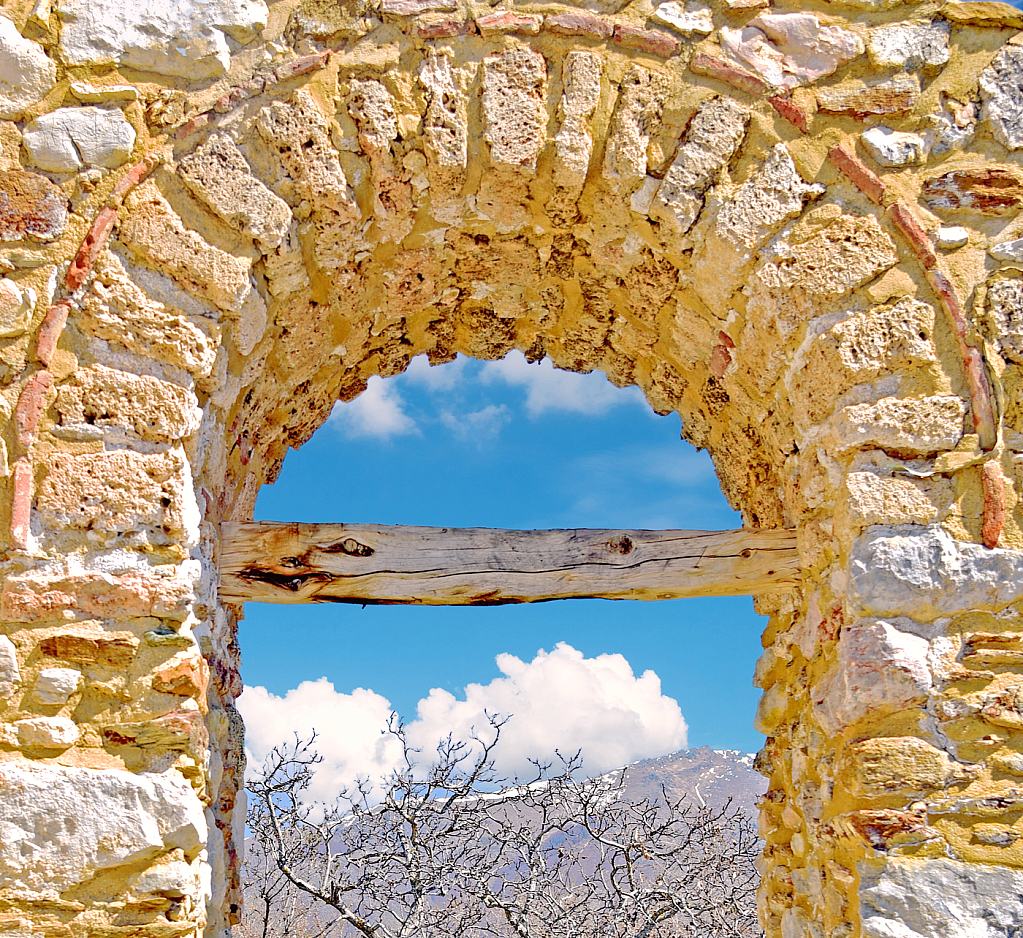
[238,353,767,791]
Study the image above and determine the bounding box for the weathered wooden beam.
[219,522,799,605]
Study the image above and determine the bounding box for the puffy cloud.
[410,643,687,778]
[328,375,418,439]
[481,352,647,418]
[241,645,688,798]
[238,679,403,803]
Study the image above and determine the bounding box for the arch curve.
[1,2,1023,936]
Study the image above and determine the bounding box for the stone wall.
[0,0,1022,934]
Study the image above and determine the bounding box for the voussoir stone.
[981,43,1023,152]
[0,169,68,243]
[23,107,136,173]
[0,762,206,891]
[56,0,268,79]
[0,15,56,118]
[849,526,1023,621]
[179,137,291,251]
[482,47,547,171]
[860,858,1023,937]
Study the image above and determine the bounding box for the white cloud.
[404,353,471,392]
[481,351,647,418]
[327,375,419,439]
[410,643,687,778]
[238,679,403,803]
[439,404,511,443]
[241,645,688,800]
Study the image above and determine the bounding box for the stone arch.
[1,1,1023,936]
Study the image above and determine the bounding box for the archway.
[1,2,1022,936]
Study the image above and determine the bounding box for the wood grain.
[219,522,799,605]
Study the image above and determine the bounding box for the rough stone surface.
[482,48,547,171]
[850,527,1023,620]
[649,95,748,233]
[923,168,1023,215]
[720,12,863,91]
[981,44,1023,151]
[812,620,931,735]
[866,22,950,69]
[56,0,269,78]
[860,858,1023,937]
[817,73,920,117]
[988,277,1023,363]
[177,137,292,251]
[37,450,193,544]
[827,395,966,457]
[0,763,206,890]
[991,238,1023,263]
[0,278,35,337]
[0,636,19,700]
[0,15,56,118]
[602,66,667,184]
[54,364,201,442]
[0,169,68,243]
[22,107,136,173]
[554,52,601,190]
[840,737,972,799]
[861,127,927,167]
[839,472,952,529]
[32,667,81,706]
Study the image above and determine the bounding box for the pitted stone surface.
[860,858,1023,937]
[178,137,292,251]
[482,48,547,171]
[0,763,206,891]
[0,170,68,243]
[827,395,966,457]
[981,43,1023,151]
[22,107,136,172]
[602,66,667,185]
[0,15,56,118]
[56,0,268,78]
[348,79,399,154]
[849,527,1023,621]
[812,620,931,735]
[419,54,471,171]
[554,51,601,189]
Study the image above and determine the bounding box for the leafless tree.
[244,715,762,938]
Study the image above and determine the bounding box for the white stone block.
[936,226,969,250]
[0,763,207,890]
[861,126,926,167]
[990,237,1023,263]
[33,667,81,706]
[56,0,268,79]
[0,279,35,337]
[0,15,56,118]
[650,1,712,35]
[23,107,136,172]
[867,22,950,69]
[14,716,80,749]
[981,44,1023,151]
[0,636,19,699]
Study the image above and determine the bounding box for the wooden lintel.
[219,522,799,606]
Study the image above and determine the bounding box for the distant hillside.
[620,746,765,817]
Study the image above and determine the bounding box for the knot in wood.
[605,534,634,556]
[325,537,375,557]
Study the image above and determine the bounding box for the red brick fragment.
[173,113,211,140]
[418,18,471,38]
[274,49,331,82]
[65,206,117,293]
[9,456,32,550]
[110,154,161,207]
[926,268,968,341]
[982,461,1006,549]
[476,11,542,35]
[709,331,735,379]
[887,201,937,269]
[768,94,809,133]
[689,52,767,96]
[545,12,613,39]
[15,369,52,454]
[215,77,267,113]
[829,144,886,207]
[34,299,72,366]
[612,24,681,57]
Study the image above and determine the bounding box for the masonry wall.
[0,0,1023,935]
